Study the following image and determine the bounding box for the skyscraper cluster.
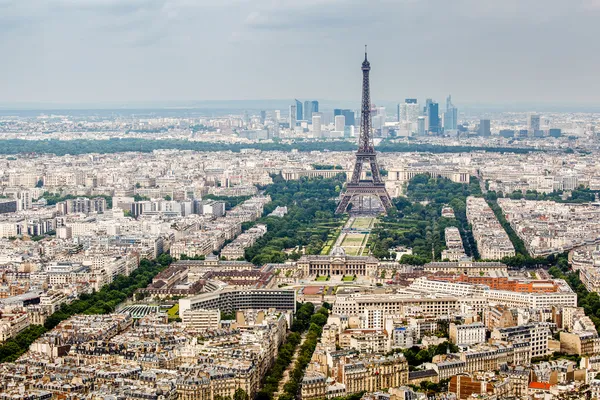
[396,95,459,136]
[286,99,319,132]
[334,109,356,126]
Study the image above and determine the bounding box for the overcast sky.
[2,0,600,106]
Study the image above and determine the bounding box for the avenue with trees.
[0,254,172,362]
[255,302,329,400]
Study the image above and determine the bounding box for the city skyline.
[2,0,600,105]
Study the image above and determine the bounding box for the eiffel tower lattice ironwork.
[335,48,393,215]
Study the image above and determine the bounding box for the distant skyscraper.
[303,101,311,120]
[417,116,426,136]
[528,113,541,133]
[479,119,491,136]
[335,115,345,132]
[443,95,458,131]
[295,99,303,121]
[424,98,433,115]
[274,110,281,121]
[400,99,420,124]
[427,102,439,134]
[303,100,319,120]
[312,114,322,138]
[289,104,297,128]
[396,104,400,122]
[272,113,279,137]
[260,110,266,125]
[549,128,562,138]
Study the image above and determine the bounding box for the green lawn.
[168,304,179,318]
[344,248,361,256]
[342,275,356,282]
[352,218,375,229]
[342,234,366,246]
[316,275,329,281]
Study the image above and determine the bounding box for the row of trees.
[244,175,346,265]
[0,254,172,363]
[256,302,317,400]
[203,194,251,210]
[0,138,541,157]
[41,192,113,208]
[549,255,600,331]
[485,198,529,257]
[486,187,597,204]
[279,306,330,400]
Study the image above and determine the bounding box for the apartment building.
[491,324,551,358]
[181,308,221,331]
[449,322,486,346]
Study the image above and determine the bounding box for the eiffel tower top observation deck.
[335,47,393,215]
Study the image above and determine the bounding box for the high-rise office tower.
[312,115,322,138]
[274,110,281,120]
[303,100,319,120]
[427,102,440,134]
[400,99,420,124]
[295,99,303,121]
[424,98,433,115]
[289,104,297,128]
[260,110,266,125]
[443,95,458,131]
[335,115,345,132]
[417,116,426,136]
[272,114,279,137]
[396,104,400,122]
[528,113,541,133]
[479,119,491,136]
[344,110,355,126]
[304,101,311,120]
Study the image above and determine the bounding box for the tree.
[233,388,249,400]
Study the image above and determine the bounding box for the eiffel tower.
[335,48,393,215]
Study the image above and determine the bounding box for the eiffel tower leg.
[379,194,393,211]
[335,194,353,214]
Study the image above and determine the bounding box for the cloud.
[1,0,600,104]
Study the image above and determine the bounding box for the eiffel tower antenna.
[335,48,393,215]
